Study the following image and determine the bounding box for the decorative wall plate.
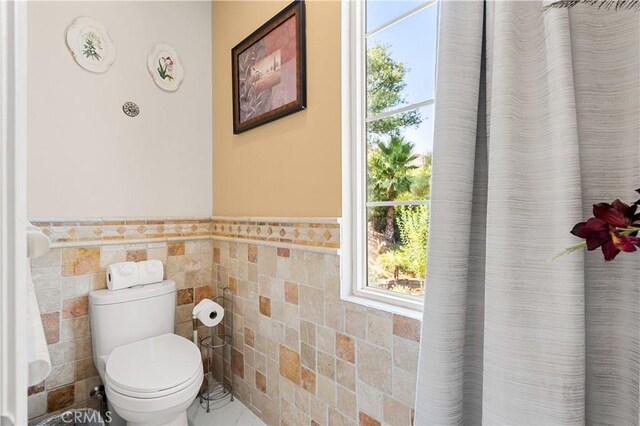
[66,17,116,73]
[147,44,184,92]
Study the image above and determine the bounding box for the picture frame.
[66,16,117,74]
[147,43,184,92]
[232,0,306,134]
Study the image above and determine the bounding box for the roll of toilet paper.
[107,262,140,291]
[192,299,224,327]
[136,260,164,285]
[107,260,165,291]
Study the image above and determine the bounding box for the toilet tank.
[89,280,176,376]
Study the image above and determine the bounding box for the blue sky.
[367,1,438,155]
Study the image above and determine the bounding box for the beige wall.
[212,0,342,217]
[28,1,212,218]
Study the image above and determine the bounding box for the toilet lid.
[106,333,201,394]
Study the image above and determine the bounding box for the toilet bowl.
[89,281,204,426]
[104,333,203,426]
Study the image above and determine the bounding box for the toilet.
[89,280,203,426]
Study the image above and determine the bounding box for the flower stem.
[617,227,640,234]
[553,240,587,260]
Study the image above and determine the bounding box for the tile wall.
[28,216,421,426]
[27,238,214,424]
[211,241,421,426]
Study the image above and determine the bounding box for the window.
[342,0,438,312]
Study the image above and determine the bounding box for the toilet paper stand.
[198,287,234,412]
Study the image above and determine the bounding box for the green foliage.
[81,32,102,61]
[368,136,418,201]
[157,59,174,81]
[369,205,430,282]
[397,152,432,201]
[379,249,410,277]
[369,148,431,236]
[366,44,405,114]
[396,204,430,278]
[366,44,421,141]
[368,136,419,240]
[388,284,420,295]
[367,206,387,235]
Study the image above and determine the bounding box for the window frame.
[341,0,437,316]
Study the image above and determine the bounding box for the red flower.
[594,199,636,225]
[571,218,609,250]
[571,199,640,261]
[611,232,640,252]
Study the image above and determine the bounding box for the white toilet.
[89,280,203,426]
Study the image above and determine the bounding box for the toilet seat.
[107,366,202,400]
[105,366,203,426]
[106,333,202,399]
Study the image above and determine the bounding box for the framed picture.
[232,0,306,134]
[147,43,185,92]
[66,17,116,73]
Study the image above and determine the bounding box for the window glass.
[366,4,437,116]
[366,0,427,32]
[350,0,437,303]
[367,205,430,296]
[366,105,434,203]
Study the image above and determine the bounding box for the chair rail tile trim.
[30,216,341,253]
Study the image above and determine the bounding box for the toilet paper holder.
[195,287,234,412]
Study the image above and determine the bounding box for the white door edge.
[0,0,28,424]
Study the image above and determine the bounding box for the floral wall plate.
[147,44,184,92]
[66,17,116,73]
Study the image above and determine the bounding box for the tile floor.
[187,396,264,426]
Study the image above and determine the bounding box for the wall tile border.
[30,217,341,254]
[211,216,340,254]
[30,217,212,246]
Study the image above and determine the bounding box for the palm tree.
[369,136,418,241]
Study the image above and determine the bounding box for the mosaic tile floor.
[187,397,264,426]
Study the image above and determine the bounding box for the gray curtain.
[415,1,639,424]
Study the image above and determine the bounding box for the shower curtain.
[415,1,639,424]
